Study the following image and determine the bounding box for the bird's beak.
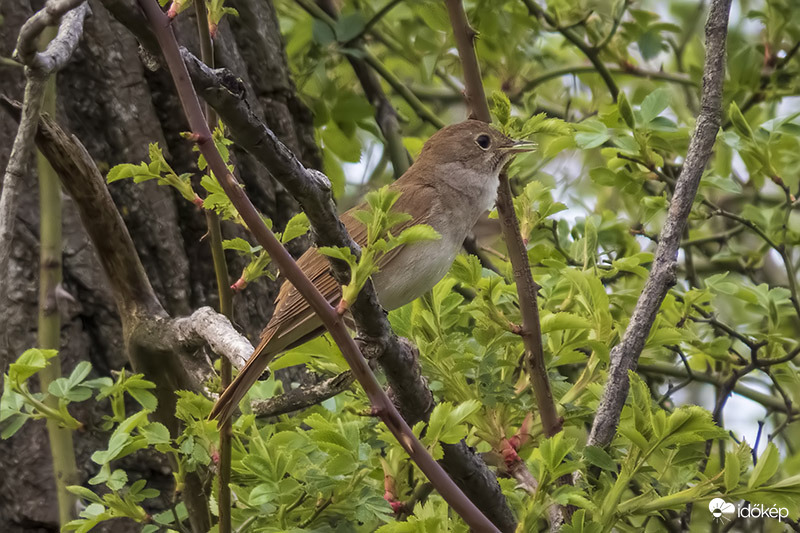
[499,140,537,154]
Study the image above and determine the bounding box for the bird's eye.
[475,134,491,150]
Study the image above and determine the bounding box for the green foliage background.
[4,0,800,531]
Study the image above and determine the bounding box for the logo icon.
[709,498,736,523]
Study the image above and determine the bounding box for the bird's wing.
[264,189,435,344]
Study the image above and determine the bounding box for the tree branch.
[135,1,498,528]
[90,3,515,525]
[587,0,733,449]
[14,0,90,72]
[639,361,797,414]
[174,306,252,370]
[315,0,410,177]
[518,64,695,96]
[443,1,566,527]
[252,371,355,418]
[521,0,620,101]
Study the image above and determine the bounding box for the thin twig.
[518,64,694,96]
[521,0,620,101]
[14,0,90,71]
[0,0,89,307]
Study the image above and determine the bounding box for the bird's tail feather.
[209,329,277,424]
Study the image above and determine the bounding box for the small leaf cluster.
[319,186,440,307]
[107,143,201,206]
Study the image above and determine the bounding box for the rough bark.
[0,0,318,529]
[587,0,733,449]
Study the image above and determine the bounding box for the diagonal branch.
[135,1,498,529]
[587,0,733,449]
[96,2,514,527]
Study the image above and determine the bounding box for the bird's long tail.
[209,329,277,424]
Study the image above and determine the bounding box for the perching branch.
[443,2,566,528]
[135,1,499,529]
[91,2,514,525]
[587,0,733,449]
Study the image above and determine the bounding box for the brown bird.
[210,120,533,423]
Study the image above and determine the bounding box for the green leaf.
[729,101,754,139]
[318,246,357,266]
[67,362,93,388]
[491,91,512,126]
[141,422,171,445]
[48,378,92,402]
[749,442,779,489]
[127,388,157,412]
[281,212,310,243]
[618,92,635,129]
[222,237,259,256]
[575,120,610,148]
[637,29,664,61]
[9,348,58,383]
[334,12,365,42]
[584,445,617,471]
[67,485,104,505]
[724,451,740,492]
[106,469,128,491]
[541,312,592,334]
[640,88,670,123]
[589,167,619,186]
[391,225,441,246]
[1,414,28,439]
[322,123,362,163]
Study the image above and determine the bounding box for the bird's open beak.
[499,140,537,154]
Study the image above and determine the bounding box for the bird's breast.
[371,227,462,310]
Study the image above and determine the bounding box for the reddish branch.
[135,0,498,529]
[587,0,733,448]
[443,0,561,438]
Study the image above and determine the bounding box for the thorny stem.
[444,0,566,528]
[137,1,498,529]
[443,0,561,437]
[30,23,82,527]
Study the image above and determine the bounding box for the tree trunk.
[0,0,318,529]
